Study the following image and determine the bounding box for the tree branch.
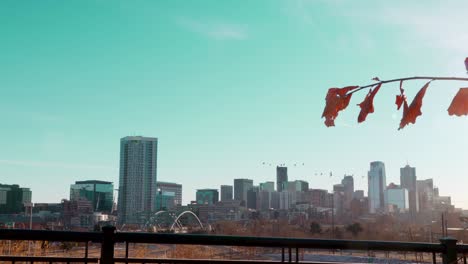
[348,76,468,94]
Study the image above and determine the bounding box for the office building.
[0,184,32,214]
[196,189,219,205]
[70,180,113,213]
[341,175,354,210]
[259,181,275,192]
[118,136,158,224]
[400,164,418,214]
[384,184,409,213]
[368,161,386,214]
[417,179,434,212]
[287,180,309,192]
[276,166,288,192]
[156,181,182,207]
[220,185,233,201]
[234,179,253,205]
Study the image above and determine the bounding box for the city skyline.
[1,1,468,208]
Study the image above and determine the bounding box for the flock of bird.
[261,162,366,179]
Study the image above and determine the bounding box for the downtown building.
[156,181,182,210]
[400,164,419,214]
[196,189,219,205]
[220,185,233,201]
[70,180,114,213]
[0,184,32,214]
[368,161,386,214]
[118,136,158,224]
[276,166,288,192]
[234,178,253,206]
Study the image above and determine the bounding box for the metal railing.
[0,225,466,263]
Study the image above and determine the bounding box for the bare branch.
[348,76,468,95]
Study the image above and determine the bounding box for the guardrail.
[0,226,465,263]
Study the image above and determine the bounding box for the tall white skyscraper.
[368,161,386,214]
[118,136,158,224]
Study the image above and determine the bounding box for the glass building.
[276,166,288,192]
[220,185,233,201]
[196,189,219,205]
[0,184,32,214]
[233,179,253,205]
[118,136,158,224]
[70,180,113,213]
[156,181,182,207]
[368,161,386,214]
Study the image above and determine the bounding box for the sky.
[1,0,468,208]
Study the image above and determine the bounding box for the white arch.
[170,211,204,231]
[146,211,182,229]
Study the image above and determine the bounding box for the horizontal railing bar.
[0,228,103,242]
[115,232,445,253]
[457,244,468,253]
[0,256,99,262]
[114,258,344,264]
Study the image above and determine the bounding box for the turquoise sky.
[1,1,468,207]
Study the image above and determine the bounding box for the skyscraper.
[276,166,288,192]
[342,175,354,210]
[368,161,386,214]
[220,185,233,201]
[70,180,114,213]
[118,136,158,224]
[400,164,419,214]
[234,179,253,205]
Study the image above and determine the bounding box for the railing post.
[440,237,457,264]
[101,225,116,264]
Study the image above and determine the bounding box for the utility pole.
[331,194,335,239]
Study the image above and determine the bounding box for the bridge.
[144,210,206,233]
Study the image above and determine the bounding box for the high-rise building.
[384,184,409,213]
[0,184,32,214]
[353,190,364,200]
[309,189,328,208]
[247,186,259,210]
[196,189,219,205]
[287,180,309,192]
[234,179,253,205]
[220,185,233,201]
[156,181,182,207]
[400,165,418,214]
[368,161,386,214]
[259,181,275,192]
[70,180,114,213]
[118,136,158,224]
[417,179,434,212]
[333,184,345,216]
[341,175,354,210]
[276,166,288,192]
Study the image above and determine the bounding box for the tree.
[321,59,468,129]
[310,221,322,234]
[346,222,363,237]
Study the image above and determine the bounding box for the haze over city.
[1,0,468,209]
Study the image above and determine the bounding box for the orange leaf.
[448,88,468,116]
[399,81,430,130]
[321,86,358,127]
[395,80,406,110]
[357,83,382,123]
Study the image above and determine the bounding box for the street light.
[157,188,162,211]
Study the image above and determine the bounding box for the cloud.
[0,159,117,171]
[176,17,248,40]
